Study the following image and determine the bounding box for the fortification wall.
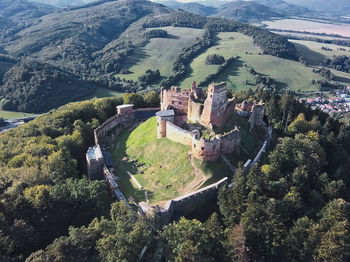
[188,101,203,123]
[192,137,221,162]
[94,108,159,145]
[94,114,133,145]
[161,87,189,115]
[219,99,236,126]
[220,128,241,154]
[165,121,193,146]
[153,177,228,225]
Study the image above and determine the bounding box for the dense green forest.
[0,61,99,112]
[0,0,297,113]
[1,88,350,261]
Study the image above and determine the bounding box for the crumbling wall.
[161,87,190,115]
[187,101,203,123]
[165,121,193,146]
[220,128,241,154]
[249,103,265,131]
[94,114,133,145]
[192,137,221,162]
[140,177,229,225]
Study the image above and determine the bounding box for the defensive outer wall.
[86,104,230,224]
[139,177,228,225]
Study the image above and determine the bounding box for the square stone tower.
[201,82,227,126]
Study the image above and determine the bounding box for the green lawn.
[110,116,232,204]
[0,110,37,119]
[179,32,322,92]
[115,26,204,82]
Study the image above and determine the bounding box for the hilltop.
[214,1,283,22]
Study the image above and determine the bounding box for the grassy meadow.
[290,39,350,86]
[0,110,37,119]
[115,26,204,82]
[179,32,322,92]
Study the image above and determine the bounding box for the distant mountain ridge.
[214,1,283,22]
[156,1,217,16]
[32,0,93,7]
[284,0,350,15]
[157,0,311,21]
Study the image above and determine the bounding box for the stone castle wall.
[165,121,193,146]
[220,128,241,154]
[161,87,189,115]
[157,117,240,162]
[139,177,228,225]
[187,101,204,123]
[192,137,221,162]
[94,107,159,145]
[249,103,266,131]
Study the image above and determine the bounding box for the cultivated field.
[110,117,231,204]
[115,26,204,81]
[179,32,322,92]
[262,19,350,37]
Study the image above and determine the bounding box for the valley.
[261,18,350,37]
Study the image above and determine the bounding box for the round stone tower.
[156,109,175,139]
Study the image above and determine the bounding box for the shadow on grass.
[293,42,326,66]
[126,48,151,68]
[273,79,288,91]
[166,34,180,40]
[334,75,350,84]
[199,159,233,187]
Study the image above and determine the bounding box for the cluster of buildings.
[302,88,350,115]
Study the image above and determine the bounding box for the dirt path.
[181,154,207,194]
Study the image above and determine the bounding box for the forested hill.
[0,0,56,42]
[0,0,296,113]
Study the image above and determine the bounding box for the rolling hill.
[159,0,311,21]
[214,1,283,22]
[155,1,217,16]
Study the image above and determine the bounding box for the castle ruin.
[157,82,241,162]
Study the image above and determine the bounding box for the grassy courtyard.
[110,117,232,204]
